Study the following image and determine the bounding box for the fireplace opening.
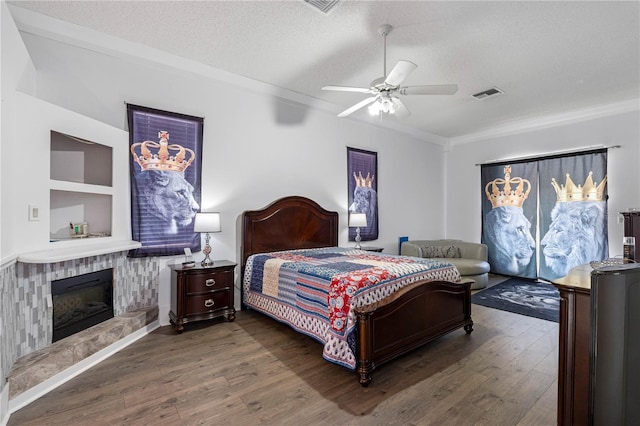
[52,268,114,342]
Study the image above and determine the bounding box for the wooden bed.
[241,196,473,386]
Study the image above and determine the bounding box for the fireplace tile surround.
[0,250,159,405]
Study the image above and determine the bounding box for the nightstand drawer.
[185,290,231,316]
[185,270,232,294]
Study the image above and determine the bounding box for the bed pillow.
[420,245,461,258]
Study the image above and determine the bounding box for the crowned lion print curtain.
[128,104,203,257]
[481,149,608,280]
[538,152,608,280]
[347,147,379,241]
[482,162,539,279]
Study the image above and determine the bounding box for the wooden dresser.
[169,261,236,333]
[552,264,592,426]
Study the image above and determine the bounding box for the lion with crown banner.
[130,131,200,234]
[541,171,608,279]
[483,165,537,276]
[349,171,377,237]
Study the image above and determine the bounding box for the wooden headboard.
[241,196,339,269]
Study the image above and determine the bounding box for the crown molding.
[7,5,446,147]
[450,98,640,146]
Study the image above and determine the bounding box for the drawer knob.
[205,278,216,286]
[204,299,215,308]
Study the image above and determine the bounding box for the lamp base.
[201,233,214,267]
[354,227,362,249]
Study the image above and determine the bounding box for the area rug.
[471,278,560,322]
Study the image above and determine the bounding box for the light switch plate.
[28,204,40,221]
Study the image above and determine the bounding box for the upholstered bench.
[401,239,490,289]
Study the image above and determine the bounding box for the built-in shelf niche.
[50,190,112,240]
[49,131,113,242]
[50,131,112,186]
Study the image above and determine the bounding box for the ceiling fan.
[322,24,458,119]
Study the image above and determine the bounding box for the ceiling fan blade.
[384,60,417,87]
[322,85,373,94]
[399,84,459,96]
[390,97,411,119]
[337,96,379,117]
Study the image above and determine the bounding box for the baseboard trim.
[0,386,9,426]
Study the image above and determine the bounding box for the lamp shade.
[349,213,367,228]
[194,212,221,233]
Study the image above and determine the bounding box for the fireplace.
[52,268,114,342]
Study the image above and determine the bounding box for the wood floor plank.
[7,395,125,426]
[478,369,557,425]
[100,397,181,426]
[176,394,262,425]
[517,377,558,426]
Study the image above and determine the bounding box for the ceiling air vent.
[472,87,504,100]
[303,0,340,14]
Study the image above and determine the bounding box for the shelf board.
[50,180,113,194]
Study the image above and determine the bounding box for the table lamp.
[194,212,221,267]
[349,213,367,249]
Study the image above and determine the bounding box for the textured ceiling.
[7,1,640,140]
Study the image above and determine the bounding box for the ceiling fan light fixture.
[368,97,396,115]
[323,23,458,119]
[368,102,381,115]
[382,99,395,114]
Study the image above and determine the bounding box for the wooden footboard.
[354,278,474,386]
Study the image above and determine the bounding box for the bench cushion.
[445,258,491,276]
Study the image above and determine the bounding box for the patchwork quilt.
[243,247,461,370]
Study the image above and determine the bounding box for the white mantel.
[17,240,141,264]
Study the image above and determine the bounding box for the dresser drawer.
[185,290,231,316]
[185,269,232,294]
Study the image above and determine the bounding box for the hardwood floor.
[8,279,558,426]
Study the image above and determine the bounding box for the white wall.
[0,2,38,422]
[0,1,36,263]
[16,32,448,246]
[5,92,132,256]
[445,109,640,258]
[2,16,448,324]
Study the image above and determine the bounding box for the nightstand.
[343,246,384,252]
[169,260,236,333]
[360,246,384,252]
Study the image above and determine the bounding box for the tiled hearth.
[1,249,160,408]
[8,306,158,399]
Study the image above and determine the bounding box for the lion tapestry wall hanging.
[347,147,378,241]
[481,149,608,281]
[482,163,538,279]
[127,104,203,257]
